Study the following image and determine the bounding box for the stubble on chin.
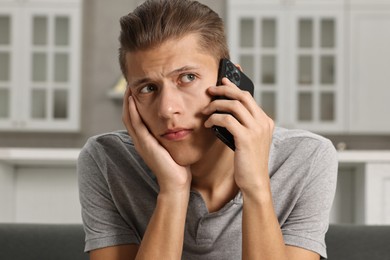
[169,137,220,167]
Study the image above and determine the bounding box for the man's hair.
[118,0,230,79]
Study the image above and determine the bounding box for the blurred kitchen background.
[0,0,389,225]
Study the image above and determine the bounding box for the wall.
[0,0,389,150]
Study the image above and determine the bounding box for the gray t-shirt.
[77,127,338,259]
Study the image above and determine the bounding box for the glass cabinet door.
[228,1,345,132]
[23,6,80,131]
[0,1,81,132]
[0,15,11,120]
[233,12,286,123]
[29,14,70,121]
[291,11,344,132]
[0,11,16,128]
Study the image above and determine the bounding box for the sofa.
[325,224,390,259]
[0,223,88,260]
[0,223,389,260]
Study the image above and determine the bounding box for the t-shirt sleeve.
[77,138,140,252]
[281,139,338,259]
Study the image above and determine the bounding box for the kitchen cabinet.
[2,147,390,225]
[348,2,390,133]
[0,0,81,132]
[227,0,390,134]
[333,152,390,225]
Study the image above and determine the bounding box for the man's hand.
[203,77,274,194]
[203,78,319,260]
[121,87,191,260]
[122,87,192,194]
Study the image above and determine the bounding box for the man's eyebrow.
[129,66,201,88]
[130,77,153,88]
[170,65,200,75]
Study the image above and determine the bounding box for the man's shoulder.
[78,130,155,182]
[80,130,137,163]
[272,127,333,150]
[269,127,338,195]
[270,127,337,167]
[87,130,133,147]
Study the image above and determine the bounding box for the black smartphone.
[213,58,255,151]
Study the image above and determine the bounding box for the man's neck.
[190,140,238,213]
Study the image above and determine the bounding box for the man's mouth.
[161,128,193,141]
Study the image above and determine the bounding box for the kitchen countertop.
[1,148,390,166]
[0,148,80,165]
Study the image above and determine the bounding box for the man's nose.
[157,84,183,119]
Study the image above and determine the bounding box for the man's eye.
[139,85,156,94]
[181,74,196,83]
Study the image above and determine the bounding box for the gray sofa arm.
[0,223,88,260]
[326,224,390,260]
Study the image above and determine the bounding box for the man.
[77,0,338,259]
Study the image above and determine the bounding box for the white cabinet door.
[289,7,345,133]
[0,11,13,126]
[361,163,390,224]
[0,7,21,130]
[228,0,345,132]
[0,1,81,132]
[348,9,390,133]
[227,3,289,126]
[22,6,81,131]
[333,161,390,225]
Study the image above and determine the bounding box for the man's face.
[126,34,221,166]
